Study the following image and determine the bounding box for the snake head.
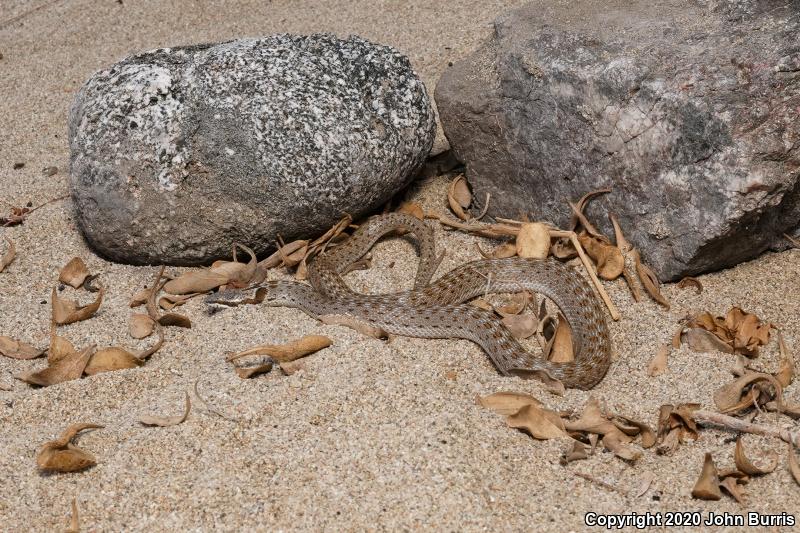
[204,285,269,311]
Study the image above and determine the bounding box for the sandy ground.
[1,1,799,531]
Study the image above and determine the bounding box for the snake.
[207,213,612,389]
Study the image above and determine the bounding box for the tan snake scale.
[209,213,612,389]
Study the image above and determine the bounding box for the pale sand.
[1,1,799,531]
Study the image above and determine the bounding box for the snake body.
[209,213,612,389]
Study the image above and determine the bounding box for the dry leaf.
[609,213,633,254]
[544,314,574,363]
[578,234,624,280]
[276,238,309,268]
[227,335,332,364]
[502,314,538,340]
[506,404,567,439]
[84,347,144,375]
[58,257,90,289]
[215,244,257,284]
[602,429,642,461]
[0,336,44,359]
[559,441,588,465]
[235,362,274,379]
[447,175,472,220]
[656,403,701,454]
[647,344,670,376]
[686,308,772,357]
[477,391,542,416]
[682,327,735,354]
[734,437,777,475]
[613,416,657,448]
[719,476,747,503]
[139,392,191,427]
[52,287,104,325]
[396,202,425,220]
[713,373,782,414]
[516,223,550,259]
[0,237,16,272]
[157,312,192,329]
[129,288,150,308]
[495,292,530,316]
[633,249,669,309]
[162,270,229,295]
[550,237,577,260]
[48,334,77,364]
[563,397,618,435]
[691,453,722,500]
[568,189,610,236]
[36,423,103,473]
[16,345,94,386]
[129,313,155,339]
[677,276,703,294]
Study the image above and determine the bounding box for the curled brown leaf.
[559,441,588,465]
[447,175,472,220]
[477,391,543,416]
[506,403,567,440]
[647,344,670,377]
[129,313,155,339]
[58,257,90,289]
[36,423,103,473]
[16,345,95,386]
[396,202,425,221]
[633,249,669,309]
[691,453,722,500]
[502,314,538,340]
[84,347,144,376]
[713,372,782,414]
[578,233,624,280]
[677,276,703,294]
[157,312,192,329]
[227,335,332,364]
[52,287,104,325]
[516,223,550,260]
[734,437,777,475]
[544,314,574,363]
[0,336,44,360]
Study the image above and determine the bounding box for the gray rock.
[69,34,435,265]
[435,1,800,281]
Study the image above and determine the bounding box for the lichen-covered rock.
[436,0,800,281]
[69,34,435,265]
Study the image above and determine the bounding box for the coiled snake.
[207,213,612,389]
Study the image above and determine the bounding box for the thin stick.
[550,230,620,321]
[27,193,70,214]
[785,233,800,248]
[693,410,800,447]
